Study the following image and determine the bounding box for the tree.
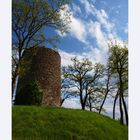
[112,89,119,119]
[99,63,111,114]
[63,57,104,110]
[86,87,104,112]
[14,81,43,105]
[109,44,128,125]
[12,0,71,96]
[60,76,71,106]
[60,67,78,106]
[84,63,104,112]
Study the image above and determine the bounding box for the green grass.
[13,106,128,140]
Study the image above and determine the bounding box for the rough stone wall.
[16,47,61,107]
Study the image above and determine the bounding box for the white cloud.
[72,4,82,14]
[99,9,108,19]
[58,2,125,65]
[68,14,111,51]
[58,4,87,44]
[57,4,88,44]
[90,48,108,64]
[59,50,76,66]
[59,47,107,68]
[96,9,114,33]
[62,98,81,109]
[79,0,115,35]
[87,21,108,50]
[94,24,107,49]
[80,0,96,15]
[69,15,87,44]
[59,2,118,49]
[59,50,85,66]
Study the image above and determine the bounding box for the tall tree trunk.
[12,64,19,98]
[119,94,124,125]
[60,98,65,107]
[118,70,125,125]
[122,94,128,125]
[12,76,17,97]
[113,91,119,119]
[79,80,85,110]
[89,103,92,111]
[80,93,85,110]
[89,94,92,111]
[99,89,109,114]
[81,103,85,110]
[12,49,23,98]
[99,66,110,114]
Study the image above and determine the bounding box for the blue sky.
[47,0,128,115]
[48,0,128,66]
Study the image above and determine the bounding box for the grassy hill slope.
[13,106,128,140]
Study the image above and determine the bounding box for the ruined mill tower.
[15,47,61,107]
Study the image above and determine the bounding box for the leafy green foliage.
[12,0,71,50]
[14,81,43,105]
[108,44,128,125]
[108,45,128,97]
[109,45,128,75]
[62,57,105,110]
[12,0,71,96]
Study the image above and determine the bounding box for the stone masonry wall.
[16,47,61,107]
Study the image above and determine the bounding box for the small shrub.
[14,81,43,105]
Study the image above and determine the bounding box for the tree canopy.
[12,0,71,96]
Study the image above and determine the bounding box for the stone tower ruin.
[15,47,61,107]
